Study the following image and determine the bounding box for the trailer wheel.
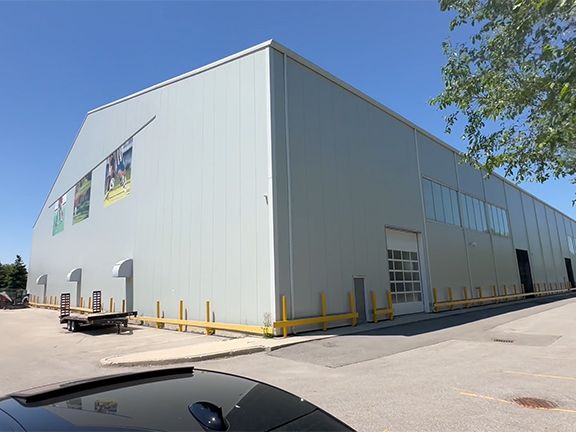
[71,321,79,332]
[67,321,72,331]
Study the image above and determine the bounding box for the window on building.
[460,193,487,232]
[422,178,460,226]
[486,203,509,236]
[568,236,575,254]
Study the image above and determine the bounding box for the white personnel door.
[386,228,424,315]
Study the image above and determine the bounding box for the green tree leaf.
[432,0,576,194]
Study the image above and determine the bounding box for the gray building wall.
[269,42,576,317]
[29,40,576,326]
[270,49,430,319]
[27,48,274,325]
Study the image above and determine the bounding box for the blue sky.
[0,0,573,264]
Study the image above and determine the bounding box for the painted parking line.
[503,370,576,382]
[459,391,512,405]
[457,390,576,414]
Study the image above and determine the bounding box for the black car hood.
[0,367,350,431]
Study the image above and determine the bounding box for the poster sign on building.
[104,138,133,207]
[73,172,92,224]
[52,194,67,235]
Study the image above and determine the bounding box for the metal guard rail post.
[273,292,359,337]
[433,284,575,311]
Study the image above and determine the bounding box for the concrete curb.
[100,345,266,367]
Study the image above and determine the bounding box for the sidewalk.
[99,332,331,366]
[100,314,431,367]
[100,293,576,367]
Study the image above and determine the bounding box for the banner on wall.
[104,138,133,207]
[52,194,67,235]
[73,172,92,224]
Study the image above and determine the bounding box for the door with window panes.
[386,228,424,315]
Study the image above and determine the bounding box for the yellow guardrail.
[371,290,394,323]
[133,315,269,335]
[29,301,93,314]
[130,298,268,335]
[273,292,358,337]
[433,282,575,312]
[30,294,116,314]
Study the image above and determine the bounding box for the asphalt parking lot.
[0,308,225,394]
[2,297,576,431]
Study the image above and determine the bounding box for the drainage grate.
[493,338,515,344]
[513,397,558,409]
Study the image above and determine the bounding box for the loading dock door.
[386,229,424,315]
[516,249,534,293]
[565,258,575,288]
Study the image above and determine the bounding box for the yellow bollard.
[492,286,498,303]
[521,284,525,294]
[448,287,453,310]
[321,293,327,331]
[88,297,92,310]
[387,290,394,320]
[109,298,113,312]
[178,300,184,332]
[81,297,84,308]
[156,301,161,329]
[348,291,357,326]
[503,285,508,301]
[122,299,126,313]
[432,288,438,312]
[371,291,378,324]
[205,301,214,335]
[281,295,288,338]
[463,287,469,308]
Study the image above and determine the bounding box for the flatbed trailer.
[59,291,137,334]
[60,311,138,333]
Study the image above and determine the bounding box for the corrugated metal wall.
[270,50,429,319]
[270,46,576,317]
[28,41,576,326]
[27,48,273,325]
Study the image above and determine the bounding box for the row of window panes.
[486,203,509,236]
[389,271,420,281]
[569,236,575,254]
[388,260,419,271]
[387,250,418,261]
[391,292,422,303]
[390,281,421,292]
[422,178,460,226]
[461,193,488,232]
[423,178,509,237]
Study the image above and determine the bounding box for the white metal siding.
[27,49,273,325]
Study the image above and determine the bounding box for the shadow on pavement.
[304,294,575,338]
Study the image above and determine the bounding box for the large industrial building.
[28,40,576,326]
